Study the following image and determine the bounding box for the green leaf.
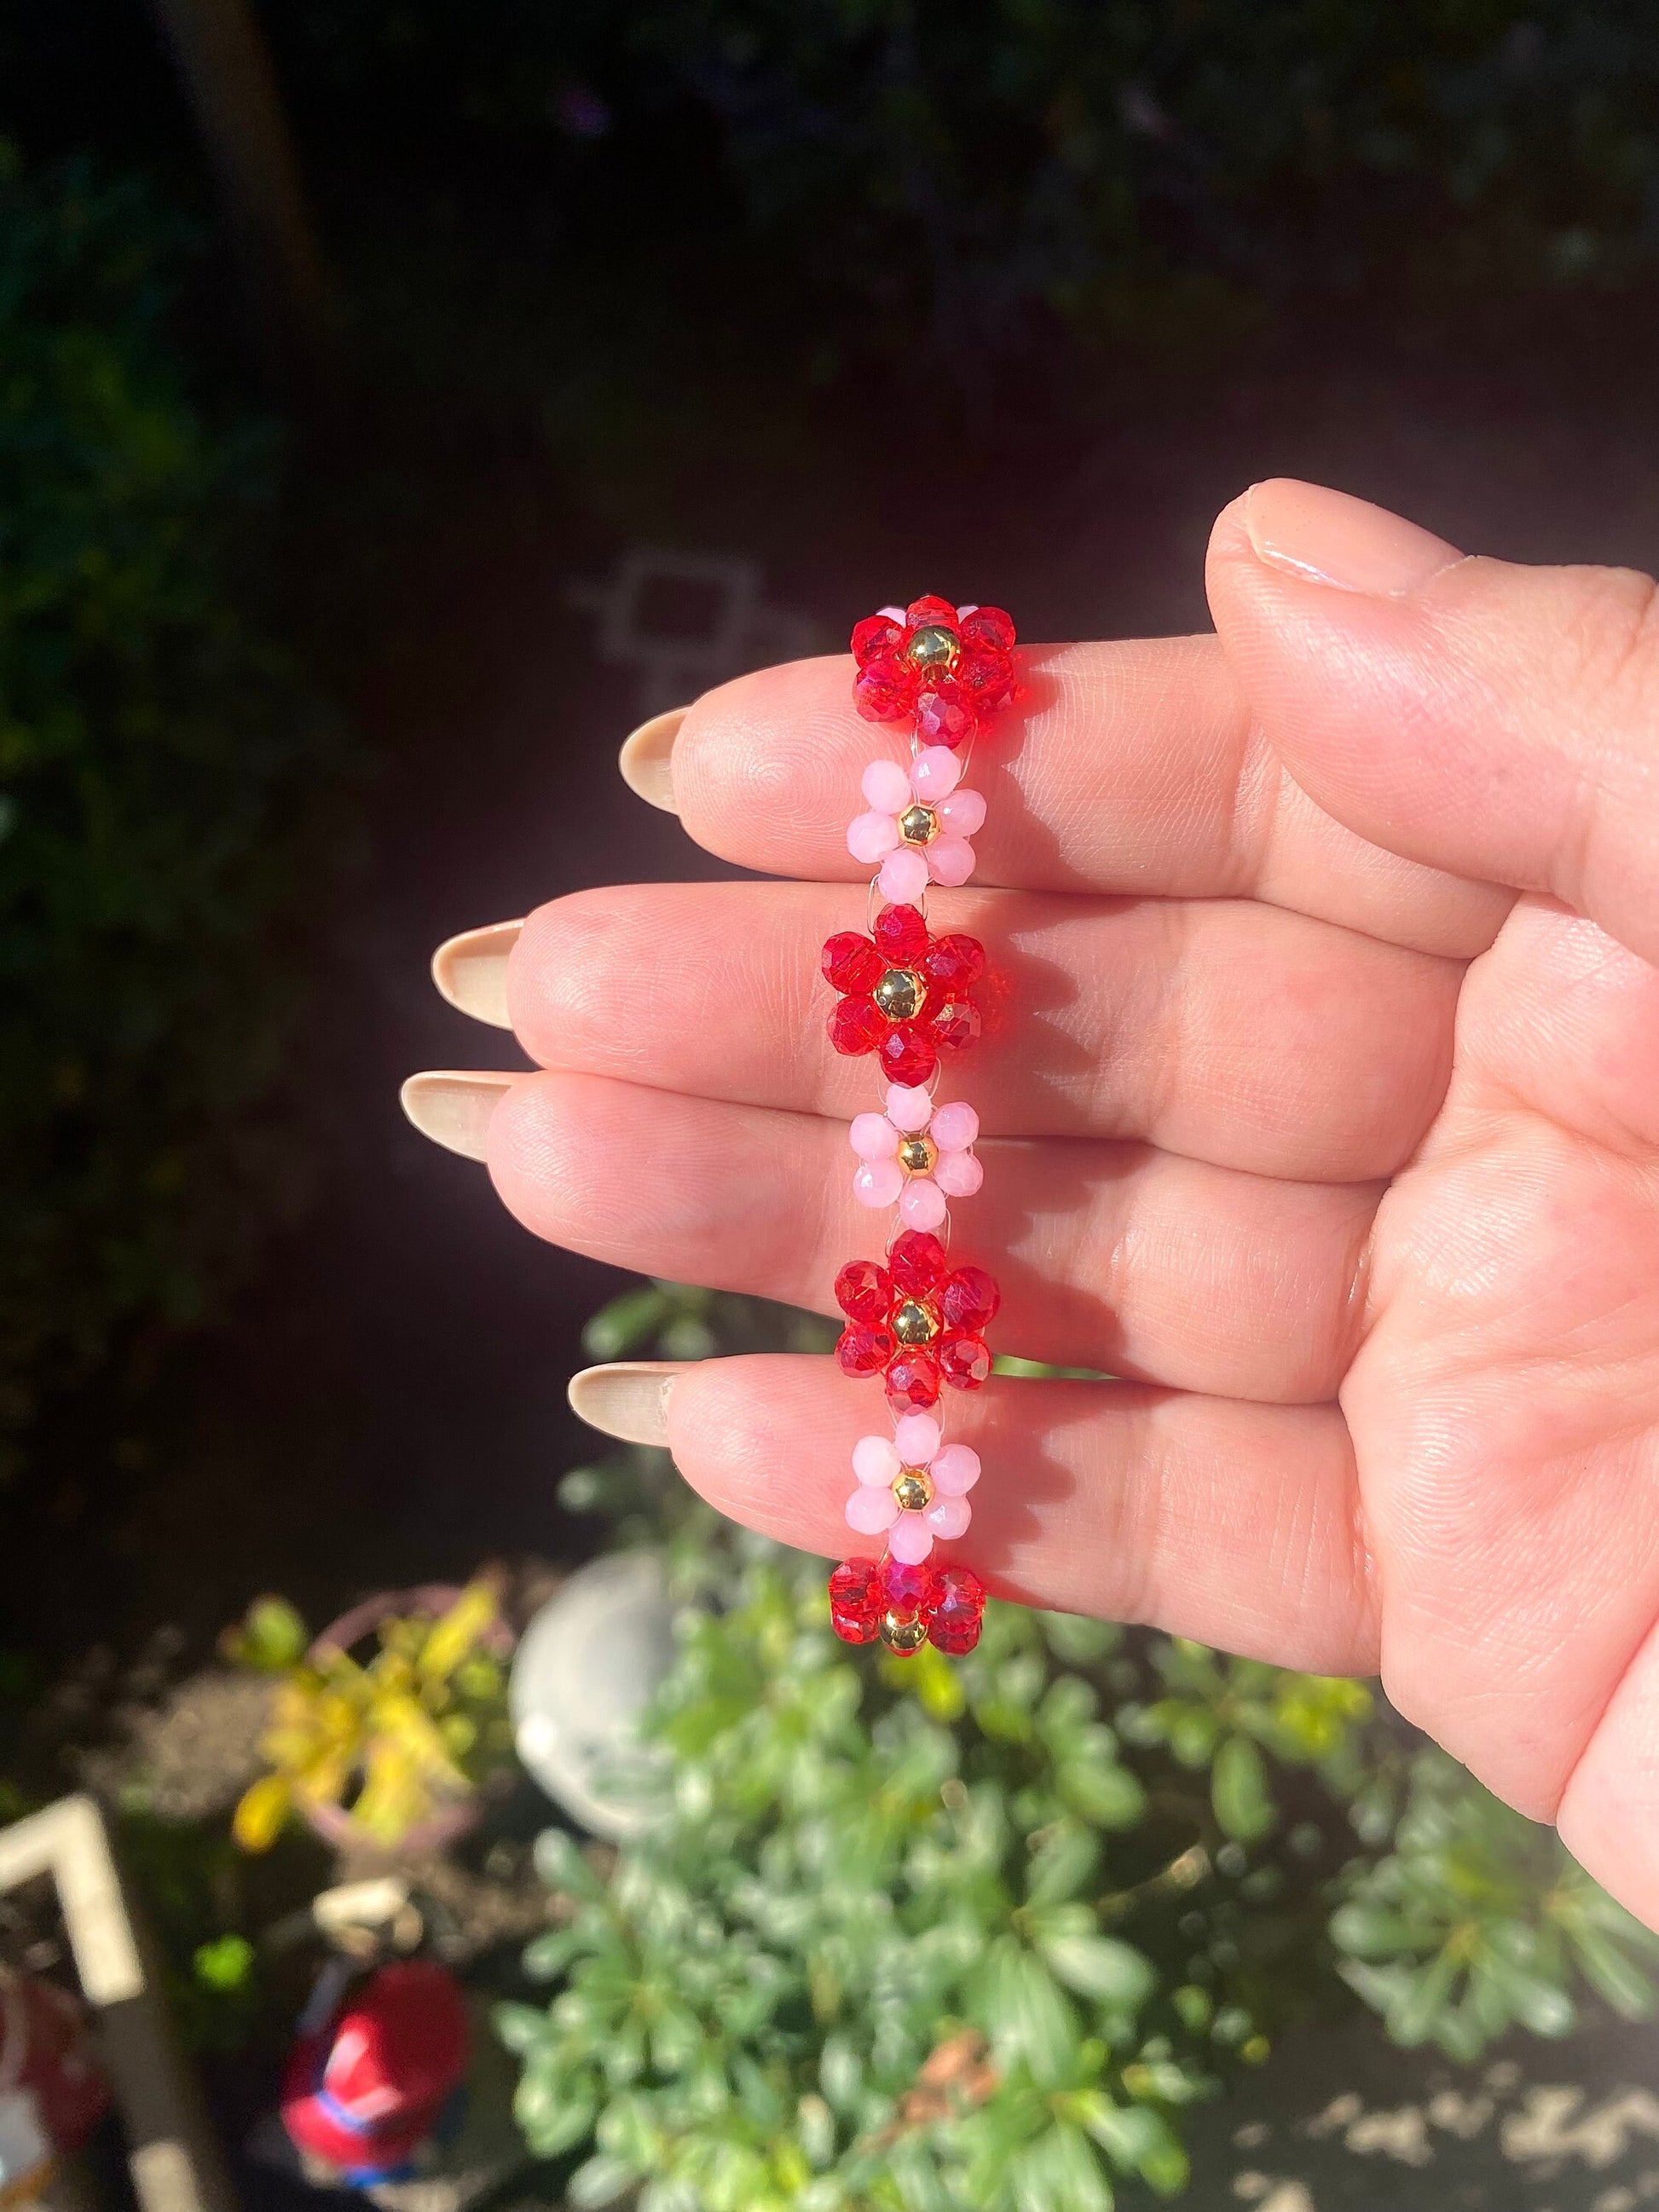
[1211,1734,1275,1842]
[1026,1821,1101,1908]
[1039,1932,1156,2013]
[1387,1948,1460,2047]
[1083,2101,1188,2194]
[516,2077,597,2157]
[582,1285,672,1359]
[228,1595,308,1672]
[523,1927,587,1981]
[984,1941,1079,2088]
[1478,1949,1576,2038]
[494,2001,551,2056]
[1569,1922,1659,2019]
[1061,1758,1147,1829]
[1038,1612,1121,1664]
[1328,1902,1426,1960]
[535,1827,606,1901]
[568,2153,645,2208]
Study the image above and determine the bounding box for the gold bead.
[892,1297,939,1345]
[880,1610,928,1655]
[899,802,938,846]
[893,1468,934,1512]
[907,624,959,673]
[874,967,925,1021]
[897,1133,937,1176]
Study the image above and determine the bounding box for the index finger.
[655,638,1510,959]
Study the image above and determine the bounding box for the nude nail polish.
[399,1071,514,1160]
[617,707,687,813]
[431,920,522,1029]
[568,1361,688,1445]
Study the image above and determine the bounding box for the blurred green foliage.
[502,1281,1659,2208]
[271,0,1659,379]
[0,148,343,1472]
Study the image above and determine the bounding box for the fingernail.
[617,707,687,813]
[568,1361,688,1444]
[400,1071,514,1159]
[431,920,522,1028]
[1242,479,1461,598]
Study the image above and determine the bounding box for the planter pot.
[303,1585,516,1858]
[510,1552,676,1841]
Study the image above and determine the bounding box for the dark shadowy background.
[5,0,1659,1682]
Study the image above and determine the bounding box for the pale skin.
[404,479,1659,1931]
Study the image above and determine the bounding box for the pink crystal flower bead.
[849,1086,982,1230]
[842,1409,982,1562]
[847,749,987,905]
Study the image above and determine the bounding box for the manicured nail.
[617,707,687,813]
[399,1071,514,1160]
[431,920,522,1029]
[568,1361,689,1445]
[1242,479,1461,598]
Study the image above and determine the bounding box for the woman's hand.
[403,480,1659,1926]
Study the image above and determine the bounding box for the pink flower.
[849,1086,982,1229]
[847,749,987,904]
[842,1411,982,1560]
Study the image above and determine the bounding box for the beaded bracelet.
[821,595,1018,1660]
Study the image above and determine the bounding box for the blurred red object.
[280,1961,468,2179]
[0,1970,109,2157]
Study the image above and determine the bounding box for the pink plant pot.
[302,1584,516,1857]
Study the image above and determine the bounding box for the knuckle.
[1551,563,1659,721]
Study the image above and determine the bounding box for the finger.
[485,1070,1379,1401]
[1558,1625,1659,1932]
[506,881,1461,1181]
[1207,478,1659,967]
[639,1355,1376,1675]
[655,641,1506,957]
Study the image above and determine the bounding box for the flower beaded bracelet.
[823,595,1017,1660]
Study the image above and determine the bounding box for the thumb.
[1206,479,1659,967]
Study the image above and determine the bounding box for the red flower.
[850,595,1016,750]
[821,904,985,1088]
[833,1231,999,1412]
[829,1553,986,1655]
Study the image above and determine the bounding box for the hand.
[403,481,1659,1926]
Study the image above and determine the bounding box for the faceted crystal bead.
[829,1556,883,1643]
[958,607,1015,654]
[938,1331,992,1389]
[836,1322,896,1376]
[829,996,885,1055]
[888,1230,948,1295]
[822,932,884,993]
[922,934,986,990]
[956,650,1013,713]
[914,682,974,748]
[851,615,905,665]
[884,1349,941,1411]
[874,904,930,965]
[928,1562,986,1655]
[887,1512,934,1564]
[854,654,914,722]
[882,1553,941,1615]
[929,998,981,1052]
[878,1023,937,1087]
[835,1259,891,1322]
[905,594,958,629]
[940,1264,1000,1333]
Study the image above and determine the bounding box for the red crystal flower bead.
[833,1232,999,1412]
[827,1553,986,1655]
[851,596,1016,750]
[821,908,985,1088]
